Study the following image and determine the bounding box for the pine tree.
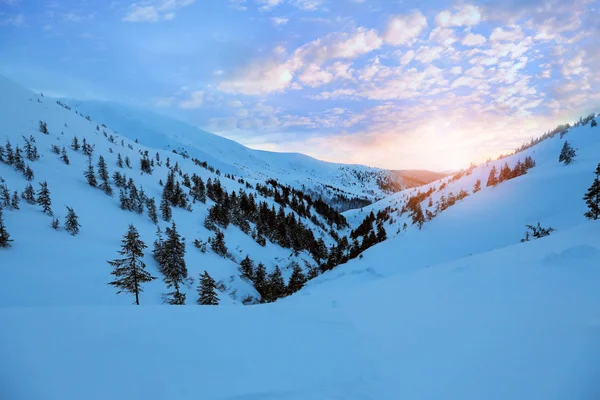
[11,191,19,210]
[559,141,576,165]
[253,263,267,298]
[376,221,387,242]
[23,165,34,181]
[239,255,254,280]
[591,119,597,128]
[71,136,80,151]
[146,197,158,224]
[21,183,35,204]
[60,147,70,165]
[36,181,53,216]
[0,208,12,248]
[51,217,60,230]
[84,158,97,187]
[473,179,481,193]
[159,222,188,305]
[486,166,498,187]
[197,271,219,305]
[0,184,10,208]
[117,153,124,168]
[108,225,156,305]
[97,156,112,196]
[160,190,172,221]
[583,163,600,220]
[210,229,228,257]
[125,156,131,168]
[287,263,306,295]
[410,203,425,230]
[39,120,48,134]
[265,266,285,302]
[64,206,81,236]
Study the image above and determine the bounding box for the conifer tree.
[39,120,48,134]
[559,141,576,165]
[473,179,481,193]
[253,263,267,298]
[486,165,498,187]
[287,263,306,295]
[0,208,12,248]
[21,183,35,204]
[97,155,112,196]
[60,147,70,165]
[160,191,172,222]
[71,136,80,151]
[0,184,10,208]
[146,197,158,224]
[108,224,156,305]
[22,164,34,182]
[11,191,19,210]
[265,266,285,302]
[51,217,60,230]
[583,163,600,220]
[125,156,131,168]
[159,222,188,305]
[210,228,228,257]
[64,206,81,236]
[592,119,597,127]
[197,270,219,305]
[376,221,387,242]
[410,203,425,230]
[36,181,53,216]
[239,255,254,280]
[116,153,123,168]
[84,158,97,187]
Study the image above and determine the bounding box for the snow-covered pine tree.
[0,208,12,248]
[39,120,48,134]
[159,222,188,305]
[146,197,158,224]
[116,153,124,168]
[97,155,113,196]
[265,266,286,302]
[125,156,131,168]
[160,190,172,221]
[51,217,60,230]
[71,136,80,151]
[36,181,53,216]
[197,271,219,305]
[11,191,19,210]
[583,163,600,220]
[21,183,35,204]
[60,147,70,165]
[84,158,97,187]
[287,262,306,295]
[558,141,576,165]
[64,206,81,236]
[108,224,156,305]
[239,255,254,280]
[486,165,498,187]
[473,179,482,193]
[23,165,34,181]
[210,228,228,257]
[0,184,10,208]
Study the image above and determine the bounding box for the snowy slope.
[63,99,403,203]
[0,75,339,306]
[328,119,600,286]
[1,221,599,399]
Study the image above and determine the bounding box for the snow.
[1,74,600,399]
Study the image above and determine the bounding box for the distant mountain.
[392,169,450,188]
[61,99,404,208]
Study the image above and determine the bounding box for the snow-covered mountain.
[1,73,600,399]
[61,98,403,207]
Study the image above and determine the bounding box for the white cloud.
[435,4,482,27]
[490,26,524,42]
[271,16,289,26]
[451,66,462,75]
[257,0,283,11]
[383,11,428,46]
[414,46,444,64]
[0,13,24,27]
[179,91,205,109]
[400,50,415,65]
[291,0,324,11]
[429,27,458,47]
[462,32,486,47]
[123,0,196,22]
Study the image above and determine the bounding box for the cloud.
[271,16,289,26]
[383,11,428,46]
[257,0,283,11]
[228,0,247,10]
[179,91,205,109]
[462,32,486,46]
[435,4,482,27]
[490,26,524,42]
[429,27,458,47]
[123,0,196,22]
[291,0,324,11]
[0,13,24,27]
[400,50,415,65]
[414,46,444,64]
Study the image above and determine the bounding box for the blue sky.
[1,0,599,170]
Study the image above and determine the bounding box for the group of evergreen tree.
[238,256,306,303]
[583,163,600,220]
[0,139,35,181]
[0,208,12,248]
[521,222,555,242]
[559,141,577,165]
[487,156,536,187]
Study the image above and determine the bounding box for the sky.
[0,0,599,170]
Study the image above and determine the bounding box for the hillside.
[1,73,600,399]
[392,169,450,188]
[62,99,403,208]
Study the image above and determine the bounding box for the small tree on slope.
[36,181,53,216]
[486,166,498,187]
[108,225,156,305]
[559,141,576,165]
[0,208,12,248]
[159,222,188,305]
[583,163,600,220]
[197,271,219,305]
[64,206,81,236]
